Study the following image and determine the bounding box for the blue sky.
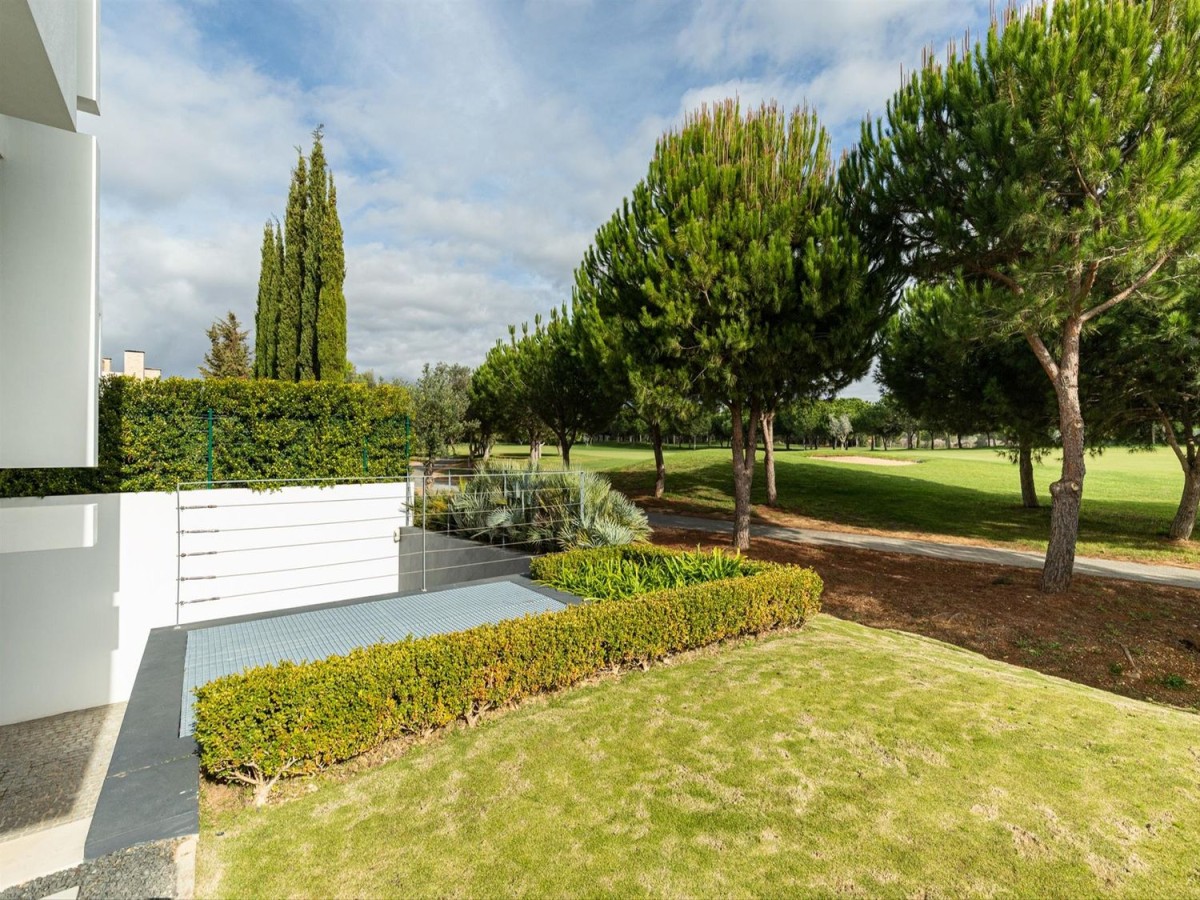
[85,0,992,391]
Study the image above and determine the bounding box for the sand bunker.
[819,455,917,467]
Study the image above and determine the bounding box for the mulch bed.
[652,527,1200,712]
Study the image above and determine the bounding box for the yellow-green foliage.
[0,376,411,496]
[193,553,822,785]
[531,544,762,600]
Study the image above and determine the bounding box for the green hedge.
[0,377,411,497]
[193,552,823,786]
[531,544,764,600]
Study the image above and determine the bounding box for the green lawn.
[198,616,1200,898]
[490,443,1198,566]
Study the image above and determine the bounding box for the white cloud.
[92,0,993,381]
[345,243,560,380]
[674,0,990,141]
[99,220,260,377]
[676,0,980,72]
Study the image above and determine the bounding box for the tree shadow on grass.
[610,456,1196,564]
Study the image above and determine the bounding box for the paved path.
[648,513,1200,590]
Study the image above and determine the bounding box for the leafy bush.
[424,466,650,551]
[193,549,823,796]
[0,376,411,497]
[531,544,761,600]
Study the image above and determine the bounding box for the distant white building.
[102,350,162,381]
[0,0,101,468]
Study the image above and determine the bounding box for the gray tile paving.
[180,581,566,735]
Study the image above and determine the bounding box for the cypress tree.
[299,126,327,380]
[273,221,284,375]
[278,151,307,382]
[316,173,347,382]
[252,128,348,382]
[253,221,278,378]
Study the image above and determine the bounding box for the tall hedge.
[0,377,411,497]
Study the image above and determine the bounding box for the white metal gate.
[175,477,412,624]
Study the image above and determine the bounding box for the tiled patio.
[180,579,567,735]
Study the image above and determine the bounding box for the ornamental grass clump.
[423,466,650,552]
[530,544,760,601]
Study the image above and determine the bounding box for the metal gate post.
[579,469,585,525]
[205,409,214,488]
[175,486,182,626]
[421,472,427,592]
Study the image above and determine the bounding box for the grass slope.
[493,444,1198,566]
[198,617,1200,898]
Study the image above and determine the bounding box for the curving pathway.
[647,512,1200,591]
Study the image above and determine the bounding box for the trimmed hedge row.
[193,553,823,787]
[0,377,411,497]
[531,543,764,600]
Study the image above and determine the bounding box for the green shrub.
[424,466,650,552]
[0,376,411,497]
[193,553,823,793]
[531,544,762,600]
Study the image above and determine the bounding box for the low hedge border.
[193,550,823,799]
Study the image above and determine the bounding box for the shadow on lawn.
[609,456,1190,559]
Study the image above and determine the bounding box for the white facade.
[0,0,101,469]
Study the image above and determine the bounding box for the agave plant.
[424,465,650,552]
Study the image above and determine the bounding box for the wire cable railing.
[174,470,586,620]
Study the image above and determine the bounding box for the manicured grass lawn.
[197,616,1200,898]
[494,443,1198,566]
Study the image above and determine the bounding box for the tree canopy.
[1099,287,1200,539]
[844,0,1200,589]
[200,311,252,379]
[412,362,472,470]
[586,101,885,547]
[878,284,1058,505]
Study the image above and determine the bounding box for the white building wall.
[0,114,99,468]
[0,0,101,469]
[0,483,412,726]
[75,0,100,116]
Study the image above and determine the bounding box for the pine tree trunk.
[1170,466,1200,541]
[761,411,778,507]
[1019,436,1039,509]
[650,422,666,498]
[729,400,760,550]
[1040,321,1085,594]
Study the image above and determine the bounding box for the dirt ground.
[652,527,1200,712]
